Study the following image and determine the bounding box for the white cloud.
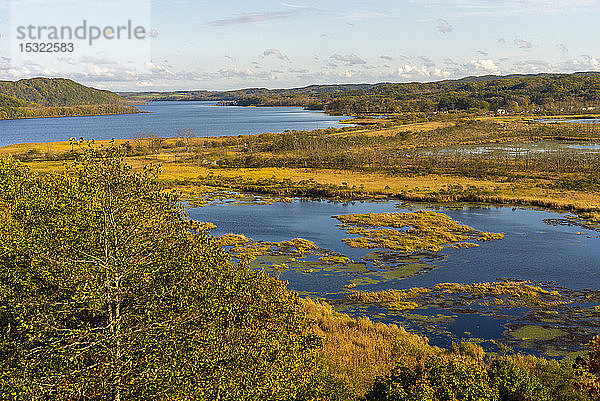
[209,11,295,27]
[558,55,600,71]
[508,60,552,74]
[80,55,118,65]
[330,54,367,65]
[397,64,450,80]
[437,19,453,33]
[408,0,600,17]
[263,49,289,61]
[145,61,174,76]
[466,59,500,74]
[209,6,322,27]
[514,39,532,49]
[288,67,308,74]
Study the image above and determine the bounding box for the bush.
[488,359,551,401]
[366,354,498,401]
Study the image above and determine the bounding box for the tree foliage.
[0,78,127,107]
[0,78,138,120]
[0,147,321,400]
[127,72,600,115]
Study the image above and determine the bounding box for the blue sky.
[1,0,599,91]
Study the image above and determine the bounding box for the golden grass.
[0,139,126,155]
[218,233,250,247]
[4,122,600,215]
[302,298,434,396]
[347,288,431,311]
[333,121,455,137]
[334,211,503,253]
[580,212,600,224]
[433,281,565,308]
[19,159,600,212]
[348,281,566,311]
[227,237,318,262]
[433,281,557,297]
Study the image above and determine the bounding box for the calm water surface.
[189,199,600,291]
[188,199,600,354]
[539,118,600,124]
[0,101,349,147]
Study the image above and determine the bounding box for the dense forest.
[0,78,139,120]
[123,72,600,115]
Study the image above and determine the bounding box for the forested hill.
[0,78,139,119]
[123,72,600,115]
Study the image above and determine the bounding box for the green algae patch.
[510,325,566,341]
[333,210,504,253]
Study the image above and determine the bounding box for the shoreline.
[0,109,147,122]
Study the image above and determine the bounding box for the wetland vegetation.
[334,211,504,253]
[2,73,600,399]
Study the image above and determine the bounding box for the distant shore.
[0,105,143,121]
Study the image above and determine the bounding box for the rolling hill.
[0,78,139,120]
[122,72,600,115]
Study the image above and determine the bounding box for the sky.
[0,0,599,91]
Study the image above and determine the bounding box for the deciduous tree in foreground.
[0,146,321,400]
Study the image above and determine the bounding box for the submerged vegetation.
[346,281,600,358]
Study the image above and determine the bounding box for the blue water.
[539,118,600,124]
[188,200,600,291]
[0,101,350,147]
[188,199,600,354]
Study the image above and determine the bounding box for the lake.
[188,197,600,356]
[539,118,600,124]
[426,141,600,156]
[0,101,350,147]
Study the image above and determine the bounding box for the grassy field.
[2,115,600,215]
[12,157,600,212]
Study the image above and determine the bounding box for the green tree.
[366,354,499,401]
[0,147,321,400]
[488,359,551,401]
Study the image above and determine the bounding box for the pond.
[424,141,600,156]
[188,197,600,357]
[538,118,600,124]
